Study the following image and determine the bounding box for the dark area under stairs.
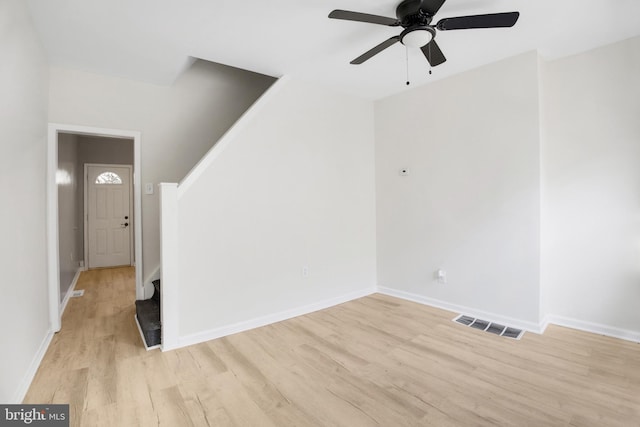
[135,279,161,347]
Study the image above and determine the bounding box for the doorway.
[47,124,143,332]
[85,164,133,269]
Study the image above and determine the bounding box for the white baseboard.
[538,314,552,334]
[12,328,55,403]
[377,286,640,343]
[14,268,83,403]
[174,286,376,350]
[59,267,84,316]
[377,286,546,334]
[545,314,640,343]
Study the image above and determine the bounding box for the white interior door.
[86,165,132,269]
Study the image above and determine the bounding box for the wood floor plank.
[23,267,640,426]
[115,356,153,408]
[149,385,195,427]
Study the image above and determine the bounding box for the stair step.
[135,299,161,347]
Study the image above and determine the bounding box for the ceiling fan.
[329,0,520,68]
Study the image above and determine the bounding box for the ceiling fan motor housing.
[396,0,435,27]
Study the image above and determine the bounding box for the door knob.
[121,222,129,227]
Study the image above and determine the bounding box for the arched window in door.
[95,171,123,185]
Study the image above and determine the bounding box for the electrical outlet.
[436,269,447,284]
[302,266,309,278]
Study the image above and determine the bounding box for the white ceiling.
[26,0,640,100]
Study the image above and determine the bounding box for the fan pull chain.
[406,47,410,86]
[428,43,432,75]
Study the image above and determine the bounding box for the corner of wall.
[536,37,640,338]
[536,50,549,325]
[377,286,546,334]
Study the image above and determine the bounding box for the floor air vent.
[470,319,490,331]
[71,290,85,297]
[453,314,524,340]
[502,327,524,339]
[456,315,475,326]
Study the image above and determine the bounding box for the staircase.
[135,279,161,348]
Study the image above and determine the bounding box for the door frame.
[47,123,143,332]
[84,163,134,269]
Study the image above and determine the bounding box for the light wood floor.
[25,267,640,426]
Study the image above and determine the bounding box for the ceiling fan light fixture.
[400,27,433,48]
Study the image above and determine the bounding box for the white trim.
[132,130,143,299]
[47,124,144,336]
[178,75,291,197]
[176,286,376,349]
[11,328,55,403]
[84,163,134,269]
[134,315,161,351]
[47,125,61,332]
[59,267,84,316]
[545,314,640,343]
[159,183,179,351]
[538,314,552,334]
[377,286,546,334]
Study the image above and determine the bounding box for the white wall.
[375,52,542,327]
[0,0,50,403]
[57,133,80,300]
[48,60,275,281]
[176,78,377,337]
[541,36,640,332]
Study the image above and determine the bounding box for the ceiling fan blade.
[436,12,519,31]
[421,39,446,66]
[329,10,399,26]
[422,0,447,16]
[351,36,400,65]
